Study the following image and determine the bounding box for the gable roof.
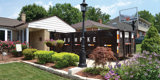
[71,20,116,30]
[0,17,24,27]
[28,16,76,33]
[106,17,133,31]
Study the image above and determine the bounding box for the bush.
[141,26,160,54]
[52,52,79,68]
[22,48,37,60]
[114,51,160,80]
[11,49,22,57]
[89,47,117,68]
[83,67,109,75]
[34,50,54,64]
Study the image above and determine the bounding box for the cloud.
[35,1,53,10]
[74,4,81,10]
[95,0,132,15]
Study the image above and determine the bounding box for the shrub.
[22,48,37,60]
[83,67,109,75]
[34,50,54,64]
[141,26,160,54]
[114,51,160,80]
[11,49,22,57]
[52,52,79,68]
[89,47,117,68]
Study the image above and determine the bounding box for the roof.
[139,18,151,25]
[106,17,133,31]
[71,20,116,30]
[28,16,76,33]
[0,17,24,27]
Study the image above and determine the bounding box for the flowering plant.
[104,70,121,80]
[114,51,160,80]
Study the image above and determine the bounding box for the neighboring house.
[71,20,116,31]
[107,17,151,38]
[0,14,76,51]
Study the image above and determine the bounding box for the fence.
[53,29,135,57]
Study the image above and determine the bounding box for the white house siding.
[28,16,76,33]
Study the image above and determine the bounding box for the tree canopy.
[154,13,160,33]
[138,10,155,24]
[18,4,48,22]
[17,3,111,25]
[86,6,110,24]
[48,3,82,25]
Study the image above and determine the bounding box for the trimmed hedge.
[22,48,37,60]
[52,52,79,68]
[34,50,55,64]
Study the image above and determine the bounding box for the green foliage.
[44,40,56,47]
[11,49,22,57]
[138,10,155,24]
[86,6,110,24]
[34,50,54,64]
[22,48,37,60]
[83,67,109,75]
[154,13,160,33]
[56,40,65,52]
[114,51,160,80]
[52,52,79,68]
[18,4,47,22]
[141,26,160,53]
[48,3,82,24]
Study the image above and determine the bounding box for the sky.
[0,0,160,19]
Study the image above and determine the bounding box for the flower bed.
[0,41,29,57]
[80,51,160,80]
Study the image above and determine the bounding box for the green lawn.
[0,62,70,80]
[136,44,142,53]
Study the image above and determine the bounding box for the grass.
[136,44,142,53]
[0,62,70,80]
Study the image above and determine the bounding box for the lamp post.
[78,0,88,67]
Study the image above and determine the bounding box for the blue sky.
[0,0,160,19]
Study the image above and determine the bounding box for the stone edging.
[0,61,20,64]
[22,61,101,80]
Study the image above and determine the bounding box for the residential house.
[71,20,116,31]
[0,14,76,51]
[107,17,151,38]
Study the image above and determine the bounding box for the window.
[7,31,11,41]
[0,29,12,41]
[0,30,5,41]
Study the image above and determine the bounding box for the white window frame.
[0,28,12,41]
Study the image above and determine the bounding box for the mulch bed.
[0,54,75,72]
[0,54,24,63]
[76,71,104,80]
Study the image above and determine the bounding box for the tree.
[138,10,155,24]
[141,26,160,54]
[48,3,82,25]
[86,7,110,24]
[17,4,48,22]
[154,13,160,33]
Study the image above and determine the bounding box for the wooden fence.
[53,29,135,57]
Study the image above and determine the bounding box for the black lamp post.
[78,0,88,67]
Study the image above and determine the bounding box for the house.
[71,20,116,31]
[107,17,151,38]
[0,14,76,51]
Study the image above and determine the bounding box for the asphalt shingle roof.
[0,17,24,27]
[107,17,133,31]
[71,20,116,30]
